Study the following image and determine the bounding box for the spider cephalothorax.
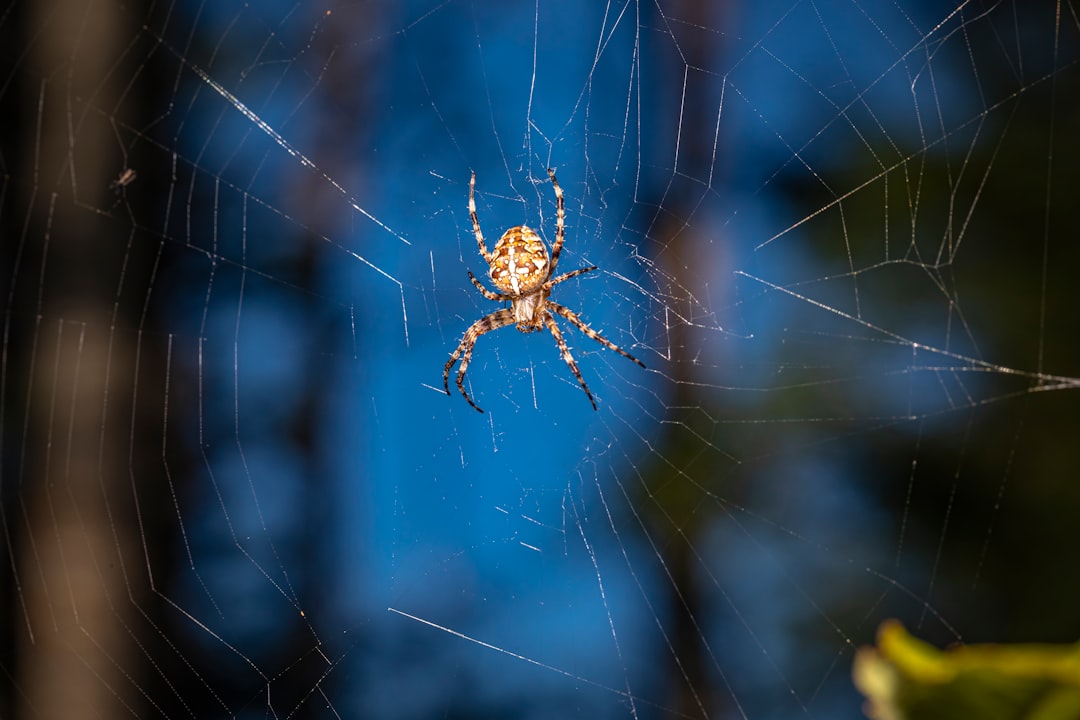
[443,169,645,413]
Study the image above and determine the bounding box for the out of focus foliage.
[854,621,1080,720]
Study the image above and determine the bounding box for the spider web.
[2,0,1079,718]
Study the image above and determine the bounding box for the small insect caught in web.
[110,167,137,192]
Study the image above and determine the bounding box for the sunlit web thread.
[183,62,408,247]
[750,0,1019,253]
[388,608,675,715]
[143,26,412,344]
[737,271,1080,390]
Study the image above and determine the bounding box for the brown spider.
[443,169,645,413]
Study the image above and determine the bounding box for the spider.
[443,169,645,413]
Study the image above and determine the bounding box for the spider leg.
[549,302,646,368]
[542,311,597,411]
[546,265,597,289]
[546,169,566,277]
[443,308,515,413]
[468,271,511,302]
[469,173,493,265]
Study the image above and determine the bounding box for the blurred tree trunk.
[639,2,738,716]
[11,0,144,717]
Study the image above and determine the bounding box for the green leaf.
[853,620,1080,720]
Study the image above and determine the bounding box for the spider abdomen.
[490,225,549,295]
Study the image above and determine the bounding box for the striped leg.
[444,308,515,412]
